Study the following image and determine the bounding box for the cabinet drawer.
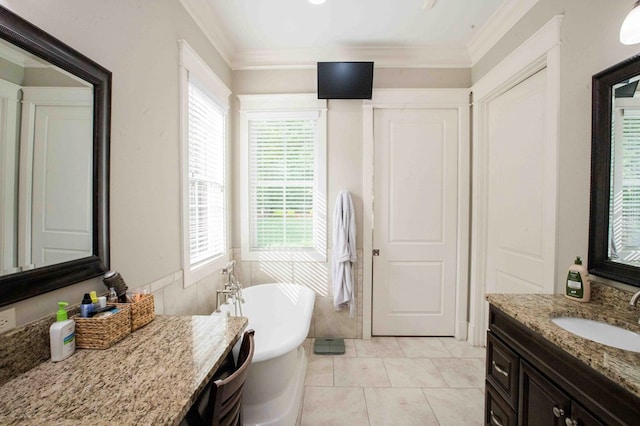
[485,381,517,426]
[487,331,519,409]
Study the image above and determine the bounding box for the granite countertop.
[487,293,640,398]
[0,315,247,426]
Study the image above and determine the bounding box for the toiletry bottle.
[50,302,75,362]
[80,293,94,317]
[107,287,118,304]
[89,290,99,308]
[565,256,590,302]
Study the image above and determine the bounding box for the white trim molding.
[232,46,472,70]
[179,39,231,288]
[468,15,562,347]
[178,0,234,67]
[238,94,328,262]
[362,88,470,340]
[467,0,542,66]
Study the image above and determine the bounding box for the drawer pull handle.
[553,406,565,418]
[565,418,578,426]
[490,410,505,426]
[492,361,509,378]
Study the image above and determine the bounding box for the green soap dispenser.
[565,256,590,302]
[49,302,75,361]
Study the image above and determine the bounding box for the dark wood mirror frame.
[0,5,110,307]
[589,54,640,287]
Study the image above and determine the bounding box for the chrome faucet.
[216,260,244,316]
[629,291,640,324]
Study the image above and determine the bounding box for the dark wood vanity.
[485,303,640,425]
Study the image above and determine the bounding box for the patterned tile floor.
[300,337,486,426]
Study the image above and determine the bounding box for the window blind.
[610,108,640,263]
[188,78,225,265]
[621,109,640,251]
[248,118,316,249]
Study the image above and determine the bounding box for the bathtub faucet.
[216,260,244,316]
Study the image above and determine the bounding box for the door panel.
[31,105,93,266]
[520,361,570,426]
[372,108,458,336]
[486,68,555,295]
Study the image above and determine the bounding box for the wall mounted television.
[317,61,374,99]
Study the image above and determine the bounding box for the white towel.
[332,190,357,316]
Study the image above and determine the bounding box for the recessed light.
[308,0,326,5]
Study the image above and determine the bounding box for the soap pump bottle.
[565,256,590,302]
[49,302,75,362]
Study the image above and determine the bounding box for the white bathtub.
[213,283,315,426]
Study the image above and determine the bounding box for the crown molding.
[231,46,472,70]
[0,42,26,67]
[179,0,234,67]
[180,0,537,71]
[467,0,541,66]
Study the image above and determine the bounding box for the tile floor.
[300,337,486,426]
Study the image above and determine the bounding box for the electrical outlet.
[0,307,16,333]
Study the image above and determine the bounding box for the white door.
[372,108,459,336]
[485,68,556,294]
[30,105,93,266]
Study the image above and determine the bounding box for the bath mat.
[314,338,345,355]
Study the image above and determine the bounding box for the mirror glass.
[609,77,640,268]
[590,55,640,286]
[0,38,94,276]
[0,5,110,307]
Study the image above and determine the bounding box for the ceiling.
[180,0,540,69]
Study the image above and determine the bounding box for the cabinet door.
[565,404,604,426]
[519,361,570,426]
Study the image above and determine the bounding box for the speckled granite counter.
[0,315,247,425]
[487,293,640,399]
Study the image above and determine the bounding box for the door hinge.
[372,249,380,256]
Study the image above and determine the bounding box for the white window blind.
[188,78,225,266]
[240,94,327,262]
[610,108,640,263]
[249,117,316,249]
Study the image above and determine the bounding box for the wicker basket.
[121,293,155,331]
[73,304,131,349]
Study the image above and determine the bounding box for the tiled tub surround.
[486,286,640,399]
[0,315,247,425]
[232,248,365,339]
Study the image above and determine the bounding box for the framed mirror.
[590,54,640,286]
[0,5,110,306]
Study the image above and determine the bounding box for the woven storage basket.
[120,294,155,331]
[73,304,131,349]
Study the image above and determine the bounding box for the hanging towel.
[332,190,357,316]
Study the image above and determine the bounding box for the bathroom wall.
[0,1,472,330]
[0,0,231,326]
[231,68,470,338]
[472,0,640,292]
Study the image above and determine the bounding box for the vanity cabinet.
[486,305,640,426]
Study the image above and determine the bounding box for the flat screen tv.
[317,61,374,99]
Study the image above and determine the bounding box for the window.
[240,95,327,261]
[179,40,230,286]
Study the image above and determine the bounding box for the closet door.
[485,68,556,295]
[30,104,93,266]
[19,87,93,268]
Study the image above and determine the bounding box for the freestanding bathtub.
[213,283,315,426]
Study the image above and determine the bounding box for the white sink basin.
[551,317,640,352]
